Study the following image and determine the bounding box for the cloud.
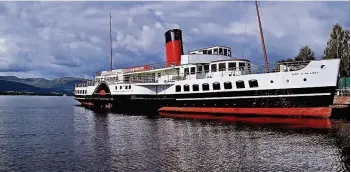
[0,1,348,79]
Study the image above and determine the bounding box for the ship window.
[228,50,231,56]
[203,50,207,54]
[224,49,228,56]
[213,82,220,90]
[158,73,161,78]
[198,66,203,73]
[249,79,258,88]
[202,83,210,91]
[120,86,122,89]
[219,48,223,55]
[239,62,245,71]
[125,86,128,89]
[184,84,190,92]
[193,84,199,91]
[184,68,189,75]
[236,80,245,88]
[219,63,226,71]
[214,48,218,54]
[224,81,232,89]
[228,62,236,70]
[208,49,212,54]
[191,52,196,54]
[211,64,217,72]
[115,86,117,90]
[204,65,209,73]
[175,85,181,92]
[129,85,131,89]
[190,67,196,74]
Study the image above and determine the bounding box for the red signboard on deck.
[123,65,150,73]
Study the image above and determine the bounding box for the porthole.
[321,65,326,69]
[286,79,289,83]
[270,80,274,83]
[303,78,307,81]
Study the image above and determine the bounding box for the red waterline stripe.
[158,107,332,118]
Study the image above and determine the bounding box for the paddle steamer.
[74,3,341,118]
[74,27,340,118]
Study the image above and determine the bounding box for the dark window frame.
[219,63,226,71]
[204,65,210,73]
[190,67,196,75]
[193,84,199,91]
[184,68,189,75]
[236,80,245,89]
[198,66,203,73]
[214,48,218,54]
[211,64,217,72]
[228,62,236,70]
[224,81,232,89]
[213,82,221,90]
[248,79,259,88]
[184,84,190,92]
[175,85,181,92]
[202,83,210,91]
[219,48,223,55]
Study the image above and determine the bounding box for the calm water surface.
[0,96,349,171]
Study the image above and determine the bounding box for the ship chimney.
[164,29,184,67]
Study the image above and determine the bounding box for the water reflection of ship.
[159,112,332,129]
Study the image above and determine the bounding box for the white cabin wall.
[164,59,340,94]
[181,54,233,64]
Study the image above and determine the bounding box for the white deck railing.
[75,60,311,87]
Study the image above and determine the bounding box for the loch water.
[0,96,349,171]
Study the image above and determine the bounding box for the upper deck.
[74,57,312,88]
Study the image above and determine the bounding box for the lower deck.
[75,86,336,110]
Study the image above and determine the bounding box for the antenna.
[109,12,113,71]
[255,1,269,73]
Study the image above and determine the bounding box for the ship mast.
[109,12,113,71]
[255,1,269,73]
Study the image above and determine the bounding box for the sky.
[0,1,349,79]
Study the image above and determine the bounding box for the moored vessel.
[74,27,340,118]
[74,3,341,118]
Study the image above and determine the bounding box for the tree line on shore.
[278,23,350,77]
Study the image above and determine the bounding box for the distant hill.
[0,76,88,95]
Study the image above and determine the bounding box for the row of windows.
[175,80,259,92]
[184,62,249,75]
[115,85,132,90]
[76,90,87,94]
[191,48,232,57]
